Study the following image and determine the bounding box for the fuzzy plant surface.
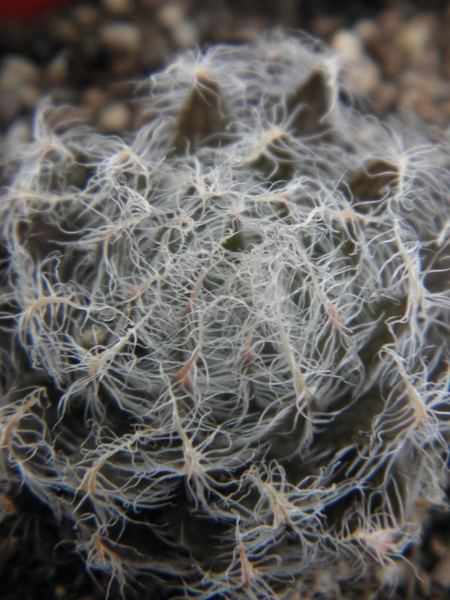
[0,33,450,599]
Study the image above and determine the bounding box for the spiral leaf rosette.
[0,33,449,598]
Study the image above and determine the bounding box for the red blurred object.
[0,0,74,21]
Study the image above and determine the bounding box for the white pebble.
[97,101,132,133]
[331,29,363,61]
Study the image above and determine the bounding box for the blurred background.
[2,0,450,141]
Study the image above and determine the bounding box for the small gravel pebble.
[100,22,142,53]
[343,56,381,96]
[331,29,364,60]
[4,119,31,148]
[82,86,110,111]
[0,56,41,123]
[332,28,381,97]
[48,17,80,44]
[396,15,435,70]
[171,19,198,48]
[102,0,134,16]
[0,0,448,134]
[157,2,185,29]
[97,100,132,133]
[70,3,101,29]
[45,51,69,84]
[0,56,39,89]
[353,18,380,46]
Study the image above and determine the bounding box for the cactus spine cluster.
[0,33,449,598]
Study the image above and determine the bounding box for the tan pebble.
[172,20,198,48]
[400,70,450,99]
[97,101,132,133]
[396,17,434,69]
[71,4,101,29]
[158,3,185,29]
[379,8,405,37]
[416,98,439,122]
[48,17,80,44]
[17,84,40,111]
[82,87,110,110]
[331,29,363,61]
[100,22,142,53]
[46,52,69,83]
[5,119,31,148]
[354,19,380,46]
[398,87,436,122]
[102,0,133,16]
[398,86,423,109]
[309,16,345,39]
[343,57,380,95]
[0,56,39,90]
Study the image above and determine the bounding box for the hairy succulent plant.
[0,33,449,598]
